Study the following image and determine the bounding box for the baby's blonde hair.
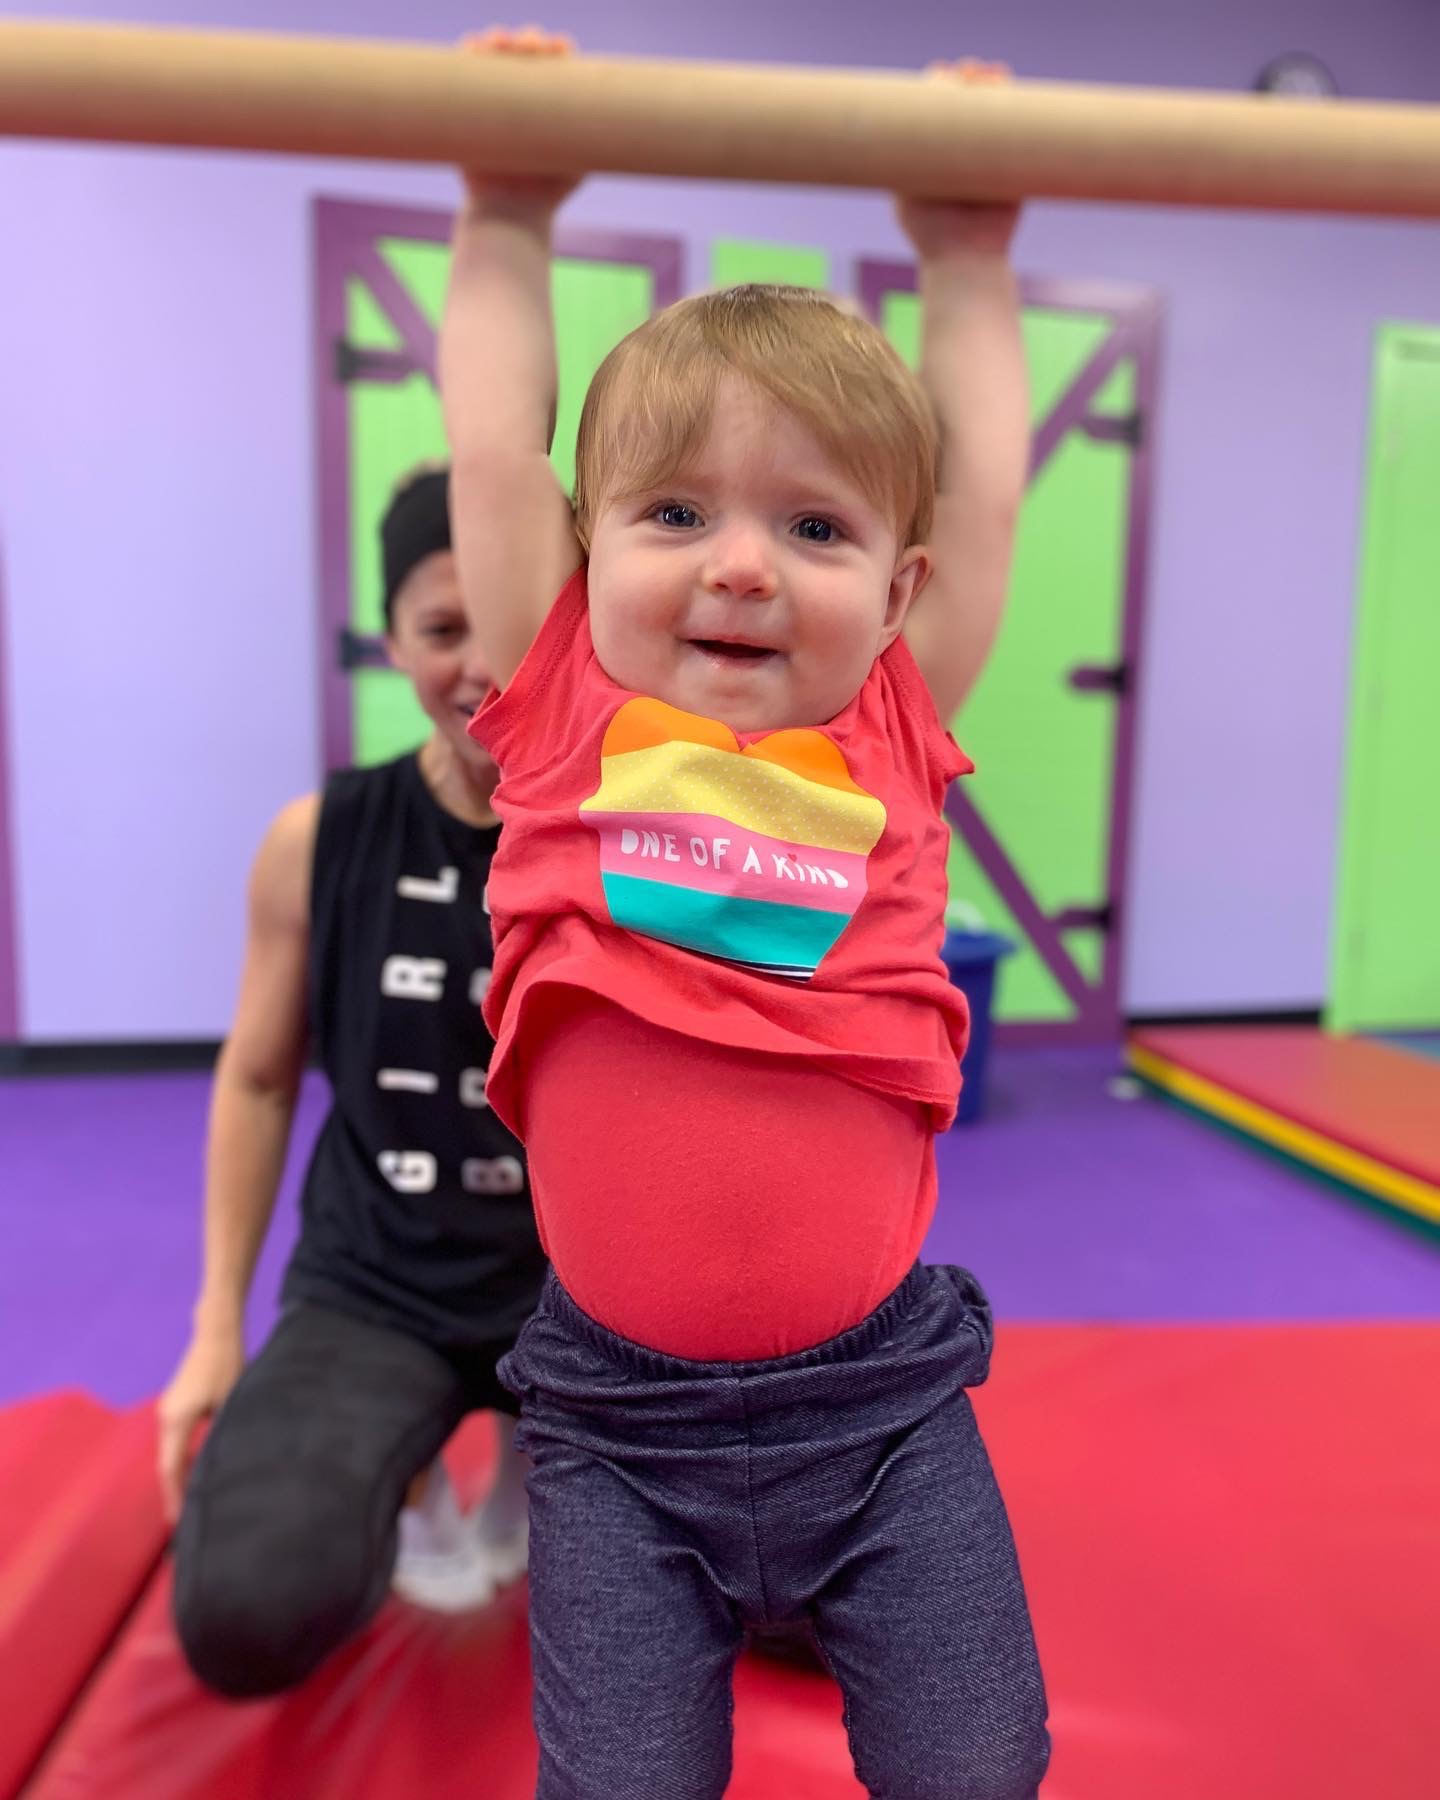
[572,285,937,553]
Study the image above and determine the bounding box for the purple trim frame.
[0,541,19,1038]
[313,197,683,772]
[858,261,1164,1043]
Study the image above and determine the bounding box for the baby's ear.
[881,546,932,646]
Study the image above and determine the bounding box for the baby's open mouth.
[690,639,777,662]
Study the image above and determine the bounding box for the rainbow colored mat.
[1128,1024,1440,1228]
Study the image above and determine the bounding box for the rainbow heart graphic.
[580,697,887,980]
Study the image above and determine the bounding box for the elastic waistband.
[537,1262,941,1381]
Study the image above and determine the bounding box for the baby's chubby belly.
[519,991,935,1361]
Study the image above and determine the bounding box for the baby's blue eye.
[794,517,837,542]
[656,503,700,529]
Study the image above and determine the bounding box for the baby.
[441,31,1047,1799]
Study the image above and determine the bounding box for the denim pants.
[500,1262,1050,1800]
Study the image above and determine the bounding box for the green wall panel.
[343,241,658,765]
[882,293,1130,1021]
[1329,326,1440,1032]
[710,239,830,290]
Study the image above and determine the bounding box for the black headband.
[381,468,452,626]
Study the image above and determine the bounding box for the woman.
[159,465,545,1696]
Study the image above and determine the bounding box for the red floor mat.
[23,1325,1440,1799]
[0,1392,164,1798]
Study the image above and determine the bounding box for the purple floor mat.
[2,1047,1435,1408]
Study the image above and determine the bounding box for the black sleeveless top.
[281,753,546,1349]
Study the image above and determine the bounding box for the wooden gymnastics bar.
[2,22,1440,217]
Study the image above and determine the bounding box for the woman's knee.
[172,1494,389,1697]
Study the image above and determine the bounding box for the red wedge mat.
[1131,1024,1440,1188]
[20,1325,1440,1799]
[0,1392,165,1799]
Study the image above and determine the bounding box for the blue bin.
[939,929,1016,1125]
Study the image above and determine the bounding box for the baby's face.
[585,377,929,732]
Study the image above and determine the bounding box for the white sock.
[396,1459,469,1560]
[474,1414,529,1546]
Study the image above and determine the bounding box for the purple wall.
[2,0,1439,1036]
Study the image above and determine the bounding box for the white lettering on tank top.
[381,956,446,1001]
[396,865,459,904]
[459,1068,490,1109]
[377,1069,440,1094]
[469,968,492,1006]
[378,1150,438,1194]
[462,1156,525,1196]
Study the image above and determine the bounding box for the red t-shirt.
[469,569,972,1358]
